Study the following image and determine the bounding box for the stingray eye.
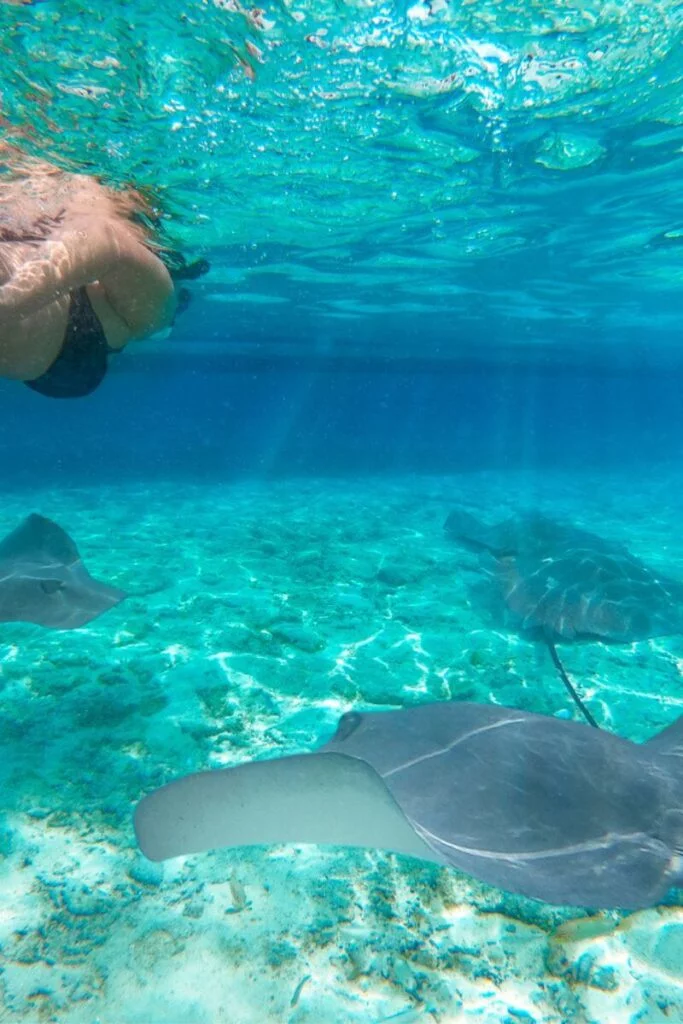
[40,580,64,595]
[333,712,362,742]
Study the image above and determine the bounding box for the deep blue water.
[2,353,682,486]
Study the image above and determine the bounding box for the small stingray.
[0,513,126,628]
[134,701,683,909]
[444,510,683,727]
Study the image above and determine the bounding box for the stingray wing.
[0,514,81,566]
[0,514,126,628]
[134,751,443,865]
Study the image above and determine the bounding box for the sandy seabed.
[0,468,682,1024]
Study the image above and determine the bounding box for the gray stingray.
[444,509,683,727]
[134,700,683,910]
[0,514,126,628]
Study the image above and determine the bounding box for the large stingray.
[0,514,126,628]
[134,700,683,910]
[444,510,683,727]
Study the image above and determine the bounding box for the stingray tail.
[546,640,600,729]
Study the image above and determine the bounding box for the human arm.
[0,217,176,336]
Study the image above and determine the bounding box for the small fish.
[290,975,311,1008]
[551,914,618,945]
[375,1007,425,1024]
[225,875,249,914]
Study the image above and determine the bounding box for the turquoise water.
[2,1,683,1021]
[3,0,683,366]
[1,471,682,1022]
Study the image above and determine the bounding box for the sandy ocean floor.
[0,469,682,1024]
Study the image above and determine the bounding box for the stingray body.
[0,514,126,628]
[444,509,683,643]
[444,510,683,725]
[134,701,683,910]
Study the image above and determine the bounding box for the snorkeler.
[0,147,208,398]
